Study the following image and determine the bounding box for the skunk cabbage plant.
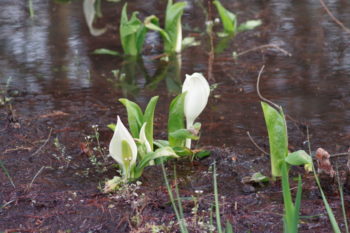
[144,0,186,53]
[109,116,178,181]
[120,3,148,56]
[109,116,137,180]
[182,73,210,148]
[213,0,261,36]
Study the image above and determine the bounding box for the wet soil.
[1,0,350,232]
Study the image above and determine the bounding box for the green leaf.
[237,19,262,32]
[144,15,171,44]
[286,150,312,166]
[154,140,170,148]
[107,123,116,131]
[194,150,211,159]
[169,128,199,141]
[182,36,200,49]
[173,146,193,156]
[168,92,186,147]
[250,172,269,183]
[225,221,234,233]
[83,0,107,36]
[93,48,121,56]
[164,0,187,52]
[134,147,178,178]
[143,96,159,151]
[120,3,146,55]
[119,98,143,137]
[213,0,237,34]
[261,101,288,177]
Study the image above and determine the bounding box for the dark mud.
[1,0,350,232]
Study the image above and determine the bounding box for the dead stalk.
[246,131,269,155]
[319,0,350,33]
[28,166,45,189]
[30,128,52,157]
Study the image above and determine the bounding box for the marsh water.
[1,0,350,232]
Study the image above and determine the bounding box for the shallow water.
[2,0,350,154]
[1,0,350,151]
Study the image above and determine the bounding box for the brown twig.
[319,0,350,33]
[30,128,52,157]
[256,65,281,111]
[246,131,269,155]
[234,44,292,58]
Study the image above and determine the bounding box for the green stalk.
[337,166,349,233]
[161,163,188,233]
[213,162,223,233]
[306,127,341,233]
[0,159,15,188]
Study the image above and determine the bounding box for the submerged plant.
[145,0,187,53]
[213,0,261,37]
[120,3,148,56]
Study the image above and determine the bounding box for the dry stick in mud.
[30,128,53,157]
[319,0,350,33]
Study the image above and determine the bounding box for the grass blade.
[213,162,223,233]
[161,163,188,233]
[0,159,15,188]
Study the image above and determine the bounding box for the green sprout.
[145,0,187,53]
[213,0,261,37]
[120,3,148,56]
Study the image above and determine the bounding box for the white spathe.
[109,116,137,169]
[182,73,210,148]
[139,123,152,153]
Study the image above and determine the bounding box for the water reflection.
[0,0,350,148]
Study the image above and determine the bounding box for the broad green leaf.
[286,150,312,166]
[93,48,121,56]
[134,147,178,178]
[120,3,146,55]
[154,139,169,148]
[168,92,186,147]
[164,0,187,52]
[83,0,107,36]
[194,150,211,159]
[173,146,193,156]
[261,101,288,177]
[213,0,237,34]
[169,128,199,141]
[237,19,262,32]
[143,96,159,151]
[119,98,143,137]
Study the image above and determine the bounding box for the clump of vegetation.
[107,73,210,185]
[213,0,261,37]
